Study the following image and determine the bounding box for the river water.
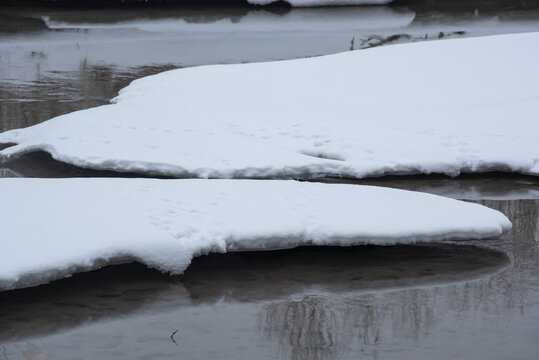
[0,1,538,359]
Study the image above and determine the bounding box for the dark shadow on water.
[0,263,176,342]
[0,151,173,178]
[0,64,180,132]
[182,244,509,301]
[1,152,537,200]
[392,0,539,12]
[313,173,539,200]
[0,244,508,343]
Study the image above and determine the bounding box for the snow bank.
[248,0,391,6]
[0,178,510,290]
[0,33,538,178]
[41,6,410,33]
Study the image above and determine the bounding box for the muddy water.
[1,1,539,359]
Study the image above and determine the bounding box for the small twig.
[170,329,180,346]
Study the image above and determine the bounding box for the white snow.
[40,6,410,33]
[0,178,510,291]
[0,33,538,178]
[248,0,391,6]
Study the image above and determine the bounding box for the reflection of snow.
[41,6,412,32]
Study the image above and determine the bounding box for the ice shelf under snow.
[0,178,511,290]
[0,33,538,178]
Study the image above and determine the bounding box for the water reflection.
[319,174,539,200]
[264,295,353,360]
[261,200,539,360]
[0,64,177,131]
[0,263,183,342]
[0,151,154,178]
[0,244,508,343]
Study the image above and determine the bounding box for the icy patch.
[0,178,510,291]
[0,33,538,178]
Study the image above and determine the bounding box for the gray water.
[0,2,539,360]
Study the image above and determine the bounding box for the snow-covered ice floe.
[1,33,538,178]
[247,0,392,6]
[0,178,510,290]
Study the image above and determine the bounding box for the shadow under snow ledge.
[0,244,509,343]
[0,178,511,291]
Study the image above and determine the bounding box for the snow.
[0,178,510,291]
[40,6,410,33]
[248,0,391,6]
[0,33,538,178]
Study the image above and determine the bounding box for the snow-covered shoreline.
[0,178,510,290]
[247,0,392,6]
[1,32,537,179]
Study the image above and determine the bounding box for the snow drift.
[0,178,511,291]
[248,0,392,6]
[0,33,538,178]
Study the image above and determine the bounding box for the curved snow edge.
[248,0,392,6]
[0,141,537,179]
[0,233,509,292]
[0,178,511,291]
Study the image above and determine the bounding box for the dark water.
[0,1,539,359]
